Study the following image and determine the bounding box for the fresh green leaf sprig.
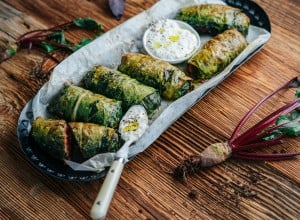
[1,17,104,62]
[264,92,300,140]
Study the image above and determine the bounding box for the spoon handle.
[90,158,125,220]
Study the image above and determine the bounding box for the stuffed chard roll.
[31,117,71,160]
[68,122,119,159]
[47,85,122,128]
[176,4,250,36]
[187,29,248,80]
[82,66,161,114]
[118,53,192,100]
[31,117,120,161]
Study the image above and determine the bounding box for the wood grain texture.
[0,0,299,219]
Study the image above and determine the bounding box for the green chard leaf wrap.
[176,4,250,36]
[47,85,122,128]
[31,117,71,160]
[118,53,192,100]
[187,29,248,80]
[31,117,120,161]
[82,65,161,114]
[68,122,120,159]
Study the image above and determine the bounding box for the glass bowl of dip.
[143,19,201,64]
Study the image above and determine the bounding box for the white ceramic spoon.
[90,105,148,220]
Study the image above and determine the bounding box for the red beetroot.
[173,76,300,181]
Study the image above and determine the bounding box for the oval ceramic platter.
[18,0,271,181]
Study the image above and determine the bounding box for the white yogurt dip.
[143,19,200,63]
[118,105,148,142]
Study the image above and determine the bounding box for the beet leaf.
[0,17,104,63]
[265,110,300,139]
[73,17,104,33]
[70,38,93,52]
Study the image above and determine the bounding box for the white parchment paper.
[31,0,271,172]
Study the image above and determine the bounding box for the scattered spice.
[173,76,300,181]
[248,171,264,184]
[232,182,257,198]
[188,189,198,200]
[212,177,259,207]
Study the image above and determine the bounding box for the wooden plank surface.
[0,0,299,219]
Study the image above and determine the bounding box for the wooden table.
[0,0,299,219]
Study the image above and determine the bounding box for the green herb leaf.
[264,111,300,140]
[40,32,73,53]
[40,42,57,53]
[8,44,18,56]
[263,89,300,140]
[275,112,300,136]
[296,89,300,98]
[0,44,18,62]
[70,38,93,51]
[263,130,282,141]
[49,31,68,45]
[73,17,104,33]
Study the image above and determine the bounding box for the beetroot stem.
[238,117,300,147]
[229,76,300,148]
[16,21,73,42]
[19,38,72,51]
[39,40,71,49]
[233,151,300,161]
[232,100,300,147]
[47,21,73,32]
[235,138,284,151]
[19,32,60,43]
[17,30,46,42]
